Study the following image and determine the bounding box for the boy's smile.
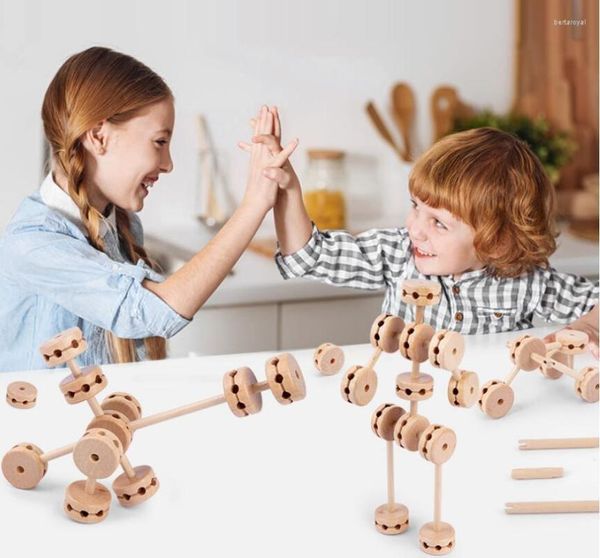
[406,197,483,279]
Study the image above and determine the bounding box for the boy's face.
[406,196,483,278]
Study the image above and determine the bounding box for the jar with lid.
[303,149,347,230]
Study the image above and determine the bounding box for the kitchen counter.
[1,326,597,557]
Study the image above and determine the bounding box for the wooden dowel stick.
[85,477,96,495]
[41,443,75,463]
[545,341,562,352]
[130,394,227,431]
[415,306,425,324]
[434,463,442,529]
[511,467,564,480]
[410,401,418,416]
[367,348,383,371]
[252,381,270,393]
[67,359,83,378]
[450,368,461,381]
[386,441,395,508]
[505,365,521,386]
[505,500,599,514]
[120,455,137,479]
[530,353,578,379]
[519,437,599,450]
[567,354,574,370]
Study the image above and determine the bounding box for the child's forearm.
[273,183,313,255]
[143,201,267,318]
[573,305,599,343]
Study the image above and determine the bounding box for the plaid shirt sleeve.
[535,267,599,323]
[274,224,410,290]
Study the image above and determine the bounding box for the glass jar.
[303,149,347,230]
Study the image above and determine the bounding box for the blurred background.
[0,0,597,357]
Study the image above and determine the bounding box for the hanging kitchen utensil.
[390,82,415,161]
[430,86,459,142]
[365,101,407,161]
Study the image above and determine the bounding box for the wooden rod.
[505,365,521,386]
[386,441,395,508]
[530,353,578,379]
[415,305,425,324]
[450,368,460,381]
[519,437,599,450]
[410,401,418,416]
[545,341,562,352]
[505,500,599,514]
[41,443,75,463]
[130,394,227,431]
[367,348,383,371]
[253,381,270,393]
[434,463,442,528]
[85,477,96,495]
[67,359,82,378]
[511,467,564,480]
[120,455,137,479]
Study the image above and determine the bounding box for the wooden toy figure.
[2,328,306,523]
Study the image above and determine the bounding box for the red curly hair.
[408,127,558,277]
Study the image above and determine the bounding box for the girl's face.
[405,196,483,278]
[84,99,175,213]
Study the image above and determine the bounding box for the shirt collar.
[39,173,117,238]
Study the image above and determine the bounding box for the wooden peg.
[511,467,564,480]
[478,380,514,419]
[518,437,599,450]
[6,381,37,409]
[313,343,345,375]
[370,314,405,353]
[505,500,599,514]
[341,365,377,406]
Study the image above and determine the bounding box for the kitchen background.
[0,0,597,357]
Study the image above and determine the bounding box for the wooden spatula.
[430,86,458,141]
[365,101,406,161]
[391,82,415,161]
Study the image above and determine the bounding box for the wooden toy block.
[401,279,441,306]
[64,480,111,524]
[428,331,464,371]
[73,428,123,479]
[1,443,47,489]
[394,414,430,452]
[446,371,479,408]
[370,314,405,353]
[478,380,514,419]
[223,366,263,417]
[6,381,37,409]
[400,322,435,362]
[313,342,345,375]
[112,465,159,508]
[59,365,107,404]
[101,392,143,421]
[341,365,377,406]
[395,372,434,401]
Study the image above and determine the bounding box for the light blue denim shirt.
[0,173,190,372]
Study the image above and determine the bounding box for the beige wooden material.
[371,403,406,441]
[73,428,123,479]
[313,343,345,375]
[539,347,567,379]
[6,381,37,409]
[39,327,86,367]
[365,101,405,160]
[518,437,599,450]
[375,503,409,535]
[511,335,546,370]
[505,365,521,386]
[419,521,455,555]
[575,366,600,402]
[64,479,111,523]
[418,425,456,465]
[555,329,589,354]
[431,85,459,141]
[341,365,377,406]
[266,353,306,404]
[544,341,562,352]
[478,380,514,419]
[370,314,405,353]
[511,467,564,480]
[395,372,434,402]
[390,82,415,161]
[400,279,441,306]
[530,353,578,379]
[366,348,383,371]
[113,465,159,508]
[1,443,47,489]
[59,365,107,404]
[223,367,263,417]
[394,414,430,452]
[399,322,435,362]
[101,392,142,421]
[428,331,465,371]
[87,412,132,452]
[41,443,75,463]
[447,371,479,408]
[505,500,599,514]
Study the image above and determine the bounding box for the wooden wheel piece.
[556,329,589,354]
[511,335,546,371]
[223,367,263,417]
[64,480,111,523]
[395,372,434,401]
[1,443,46,489]
[73,428,123,479]
[370,314,405,353]
[39,327,86,366]
[418,425,456,464]
[399,322,435,362]
[447,371,479,408]
[313,343,345,375]
[113,465,159,508]
[87,412,132,451]
[101,392,142,421]
[401,279,441,306]
[6,381,37,409]
[60,366,107,404]
[394,414,430,451]
[539,348,567,379]
[429,330,465,370]
[371,403,406,441]
[341,365,377,406]
[419,521,455,555]
[374,503,409,535]
[576,367,599,403]
[478,380,514,419]
[266,354,306,404]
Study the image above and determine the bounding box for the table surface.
[0,326,598,557]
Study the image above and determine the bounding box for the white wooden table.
[0,326,597,557]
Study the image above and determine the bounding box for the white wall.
[0,0,514,236]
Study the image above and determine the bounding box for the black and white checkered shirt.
[275,225,599,335]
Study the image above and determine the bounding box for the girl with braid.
[0,47,297,371]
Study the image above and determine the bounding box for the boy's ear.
[82,121,108,155]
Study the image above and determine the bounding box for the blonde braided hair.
[42,46,169,362]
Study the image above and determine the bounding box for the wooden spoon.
[391,82,415,161]
[430,86,458,141]
[365,101,406,161]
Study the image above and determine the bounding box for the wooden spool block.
[6,381,37,409]
[113,465,159,508]
[39,327,86,367]
[341,365,377,406]
[73,428,123,479]
[401,279,441,306]
[266,353,306,404]
[575,367,599,403]
[394,414,430,451]
[374,503,409,535]
[556,329,589,354]
[371,403,406,441]
[101,392,142,421]
[313,343,345,375]
[428,330,465,370]
[478,380,514,419]
[395,372,434,401]
[539,348,567,380]
[419,521,455,555]
[370,314,405,353]
[60,365,107,404]
[510,335,546,371]
[399,322,435,362]
[1,443,47,489]
[223,367,263,417]
[64,480,111,524]
[418,425,456,464]
[87,412,132,452]
[447,371,479,408]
